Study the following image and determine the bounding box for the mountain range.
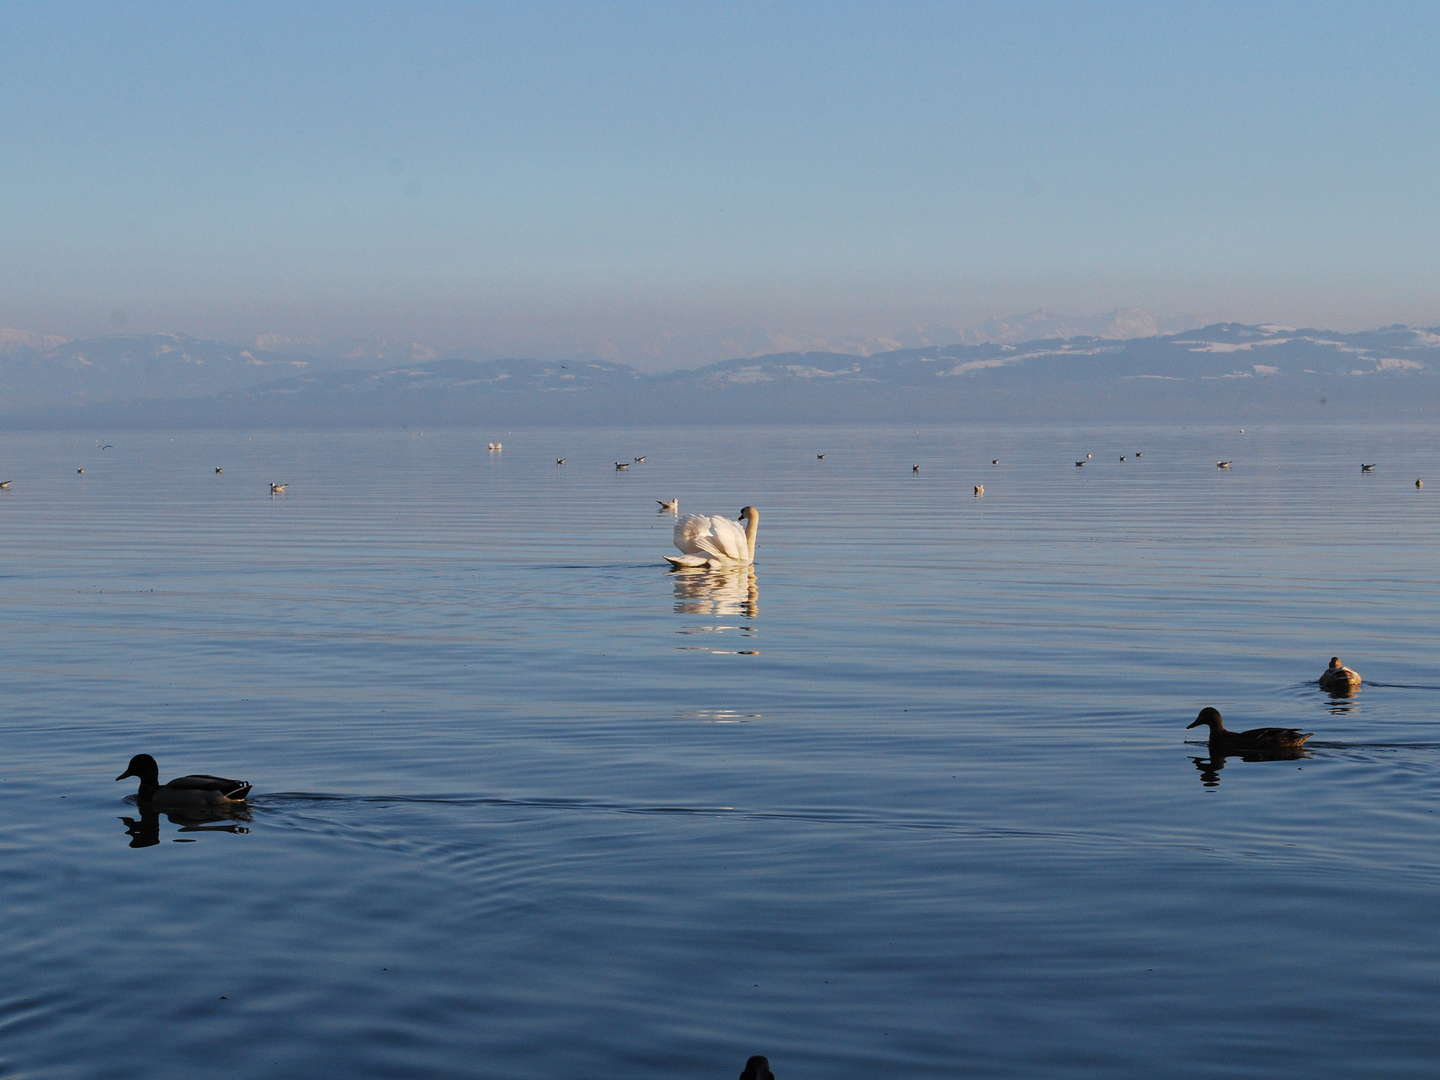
[2,321,1438,427]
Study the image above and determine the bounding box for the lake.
[3,420,1439,1079]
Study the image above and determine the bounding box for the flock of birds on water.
[71,434,1404,805]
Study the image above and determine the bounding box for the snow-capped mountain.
[3,323,1438,427]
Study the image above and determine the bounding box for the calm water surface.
[4,422,1440,1078]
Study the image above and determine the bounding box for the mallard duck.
[1361,463,1376,472]
[973,484,985,496]
[115,753,251,807]
[1216,461,1232,469]
[739,1056,774,1080]
[1318,656,1362,692]
[269,482,287,494]
[1186,707,1312,749]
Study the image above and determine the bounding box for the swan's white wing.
[703,515,749,561]
[671,512,750,564]
[673,513,714,555]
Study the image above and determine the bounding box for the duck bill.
[1185,719,1204,729]
[115,768,136,781]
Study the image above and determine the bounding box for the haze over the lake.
[5,1,1439,369]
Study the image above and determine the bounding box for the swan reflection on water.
[1190,746,1311,788]
[671,567,759,653]
[670,566,758,618]
[119,803,251,848]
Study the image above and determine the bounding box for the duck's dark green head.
[116,754,158,783]
[1188,707,1223,730]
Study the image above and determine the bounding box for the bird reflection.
[118,803,251,848]
[671,566,758,619]
[1190,746,1310,788]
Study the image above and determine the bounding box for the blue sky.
[4,1,1438,366]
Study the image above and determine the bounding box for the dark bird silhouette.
[739,1056,774,1080]
[1186,707,1312,750]
[116,753,251,807]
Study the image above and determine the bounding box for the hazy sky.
[5,1,1438,367]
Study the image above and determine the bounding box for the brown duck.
[1317,656,1362,692]
[1187,707,1313,750]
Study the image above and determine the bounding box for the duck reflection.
[119,803,251,848]
[670,566,758,619]
[1323,694,1360,717]
[1190,746,1311,788]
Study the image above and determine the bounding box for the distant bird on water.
[1416,478,1424,488]
[816,453,826,459]
[657,498,678,512]
[912,464,920,472]
[1361,463,1376,472]
[116,753,251,807]
[555,458,566,465]
[973,484,985,496]
[0,480,11,489]
[214,466,223,474]
[1119,455,1127,462]
[1187,707,1313,750]
[992,459,999,465]
[1135,451,1143,457]
[739,1055,775,1080]
[1074,460,1086,467]
[633,455,647,463]
[487,442,503,451]
[1216,461,1233,469]
[270,482,288,494]
[1318,656,1362,692]
[614,462,631,471]
[76,467,85,474]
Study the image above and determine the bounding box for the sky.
[4,0,1439,368]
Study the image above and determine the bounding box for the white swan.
[664,506,759,569]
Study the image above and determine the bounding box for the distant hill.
[3,323,1438,428]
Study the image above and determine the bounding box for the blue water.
[4,422,1440,1078]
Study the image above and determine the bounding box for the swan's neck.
[742,508,759,556]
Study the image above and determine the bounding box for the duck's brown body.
[116,753,251,807]
[1318,656,1362,692]
[1187,707,1313,750]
